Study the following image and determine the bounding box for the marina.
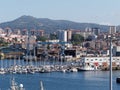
[0,58,106,75]
[0,59,80,74]
[0,58,119,74]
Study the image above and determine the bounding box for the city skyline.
[0,0,120,25]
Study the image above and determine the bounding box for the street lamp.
[109,36,112,90]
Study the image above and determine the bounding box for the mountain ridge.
[0,15,110,33]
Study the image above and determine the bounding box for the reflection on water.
[83,71,109,80]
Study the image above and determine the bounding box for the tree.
[37,36,47,42]
[49,34,57,40]
[71,34,84,45]
[0,37,9,47]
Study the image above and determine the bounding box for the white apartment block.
[57,30,67,42]
[109,26,116,34]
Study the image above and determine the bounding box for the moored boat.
[78,65,97,71]
[116,77,120,83]
[71,68,78,72]
[9,77,25,90]
[0,68,6,74]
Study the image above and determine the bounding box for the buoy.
[19,84,24,88]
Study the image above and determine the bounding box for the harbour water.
[0,60,120,90]
[0,70,120,90]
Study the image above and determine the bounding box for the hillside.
[0,15,109,33]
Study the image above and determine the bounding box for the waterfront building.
[64,49,81,60]
[37,41,72,49]
[80,56,120,69]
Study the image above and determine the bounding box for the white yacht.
[0,68,6,74]
[79,65,97,71]
[71,67,78,72]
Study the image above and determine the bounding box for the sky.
[0,0,120,25]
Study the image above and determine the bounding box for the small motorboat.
[116,77,120,83]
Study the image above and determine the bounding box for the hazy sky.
[0,0,120,25]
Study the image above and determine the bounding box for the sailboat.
[0,59,6,74]
[9,77,19,90]
[9,77,25,90]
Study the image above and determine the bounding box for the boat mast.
[40,81,44,90]
[26,30,30,65]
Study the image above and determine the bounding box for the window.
[99,59,102,61]
[91,59,93,61]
